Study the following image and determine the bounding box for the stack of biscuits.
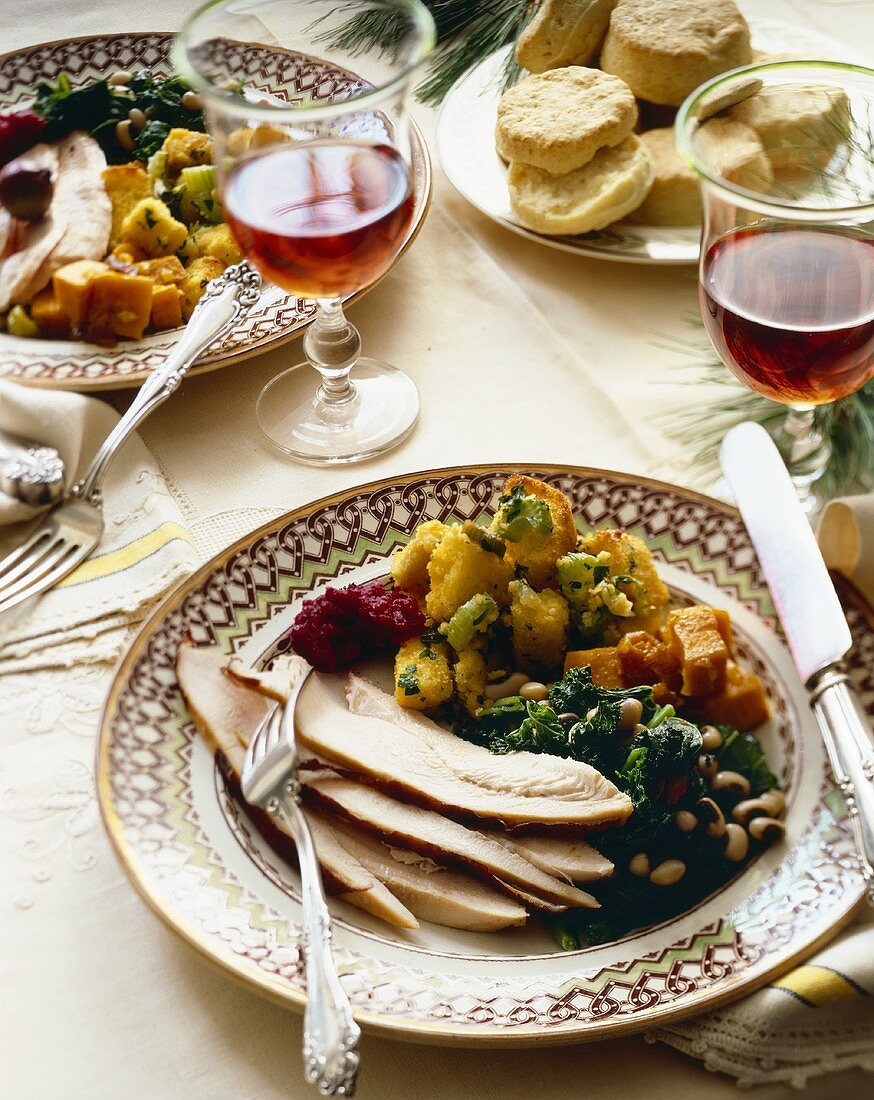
[496,0,842,234]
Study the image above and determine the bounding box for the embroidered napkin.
[0,380,199,673]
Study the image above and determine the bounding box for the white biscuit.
[600,0,752,107]
[508,133,654,235]
[693,117,774,192]
[628,128,700,225]
[730,84,850,170]
[496,67,637,175]
[516,0,616,73]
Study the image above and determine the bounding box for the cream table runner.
[3,1,873,1097]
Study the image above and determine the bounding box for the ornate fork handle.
[266,785,361,1097]
[73,263,261,505]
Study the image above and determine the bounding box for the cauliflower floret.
[575,528,669,638]
[390,520,449,596]
[426,525,513,623]
[508,579,570,672]
[454,644,489,716]
[492,475,577,588]
[120,197,187,257]
[394,636,454,711]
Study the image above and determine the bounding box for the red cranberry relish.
[288,580,424,672]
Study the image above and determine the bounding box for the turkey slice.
[295,673,633,831]
[304,774,599,909]
[490,835,614,883]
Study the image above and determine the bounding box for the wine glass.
[676,61,874,513]
[175,0,435,465]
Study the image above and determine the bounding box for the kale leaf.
[717,725,779,796]
[549,665,657,725]
[132,119,171,161]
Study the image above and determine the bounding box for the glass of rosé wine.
[676,61,874,513]
[175,0,434,464]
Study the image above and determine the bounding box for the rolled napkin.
[817,494,874,608]
[0,380,199,674]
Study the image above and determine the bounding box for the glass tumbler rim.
[675,58,874,223]
[173,0,436,124]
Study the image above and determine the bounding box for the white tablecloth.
[3,2,873,1097]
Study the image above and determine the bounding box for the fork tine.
[0,540,79,611]
[0,534,65,595]
[0,527,54,583]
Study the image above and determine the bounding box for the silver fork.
[242,667,361,1097]
[0,263,261,618]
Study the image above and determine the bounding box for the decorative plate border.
[96,465,868,1045]
[0,32,431,391]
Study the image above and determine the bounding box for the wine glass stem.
[773,404,832,512]
[303,297,361,403]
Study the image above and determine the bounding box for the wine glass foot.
[255,358,419,465]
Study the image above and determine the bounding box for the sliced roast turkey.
[176,641,528,931]
[175,639,418,928]
[295,673,633,831]
[303,774,599,910]
[324,815,528,932]
[490,835,614,883]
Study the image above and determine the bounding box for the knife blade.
[721,421,874,905]
[720,421,851,683]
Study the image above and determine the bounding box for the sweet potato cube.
[52,260,110,327]
[150,284,182,331]
[30,287,70,338]
[134,256,187,285]
[712,607,734,653]
[86,273,153,340]
[617,630,681,689]
[692,662,770,731]
[663,606,730,697]
[564,647,623,688]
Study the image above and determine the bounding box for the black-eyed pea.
[556,712,579,730]
[674,810,697,833]
[698,753,718,781]
[724,823,749,862]
[760,789,787,818]
[712,770,751,798]
[732,798,771,826]
[618,697,644,730]
[629,853,650,877]
[128,107,147,132]
[748,817,786,844]
[182,90,203,111]
[484,671,529,700]
[115,120,135,152]
[108,69,133,86]
[520,681,548,702]
[700,724,723,751]
[650,859,686,886]
[696,796,726,839]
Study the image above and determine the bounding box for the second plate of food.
[0,32,430,390]
[437,17,855,264]
[97,464,868,1044]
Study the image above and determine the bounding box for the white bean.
[674,810,697,833]
[724,823,749,862]
[650,860,686,886]
[629,853,650,877]
[520,681,549,702]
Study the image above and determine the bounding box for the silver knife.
[721,422,874,905]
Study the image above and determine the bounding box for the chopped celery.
[556,552,609,602]
[147,148,168,183]
[443,593,499,650]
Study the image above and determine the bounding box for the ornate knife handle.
[73,263,261,504]
[810,666,874,906]
[266,785,361,1097]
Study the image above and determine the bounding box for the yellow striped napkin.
[0,380,199,673]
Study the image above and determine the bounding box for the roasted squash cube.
[52,260,110,327]
[134,256,186,284]
[120,198,188,257]
[394,636,454,711]
[179,257,224,320]
[663,606,730,697]
[692,662,770,731]
[150,284,183,331]
[85,273,153,340]
[564,646,624,688]
[617,630,682,690]
[30,287,70,338]
[102,162,153,247]
[111,242,149,264]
